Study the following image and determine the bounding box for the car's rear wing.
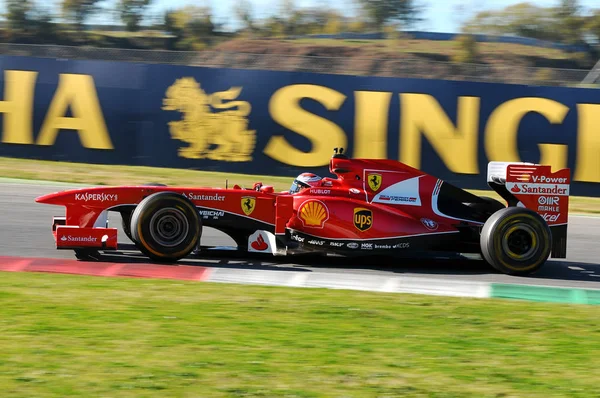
[487,161,570,258]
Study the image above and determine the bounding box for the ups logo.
[162,77,256,162]
[353,208,373,232]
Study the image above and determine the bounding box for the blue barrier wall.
[0,55,599,196]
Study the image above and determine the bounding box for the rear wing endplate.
[486,161,571,259]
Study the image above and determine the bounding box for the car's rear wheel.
[130,192,201,262]
[480,207,551,276]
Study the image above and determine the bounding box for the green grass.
[0,271,599,397]
[2,157,599,214]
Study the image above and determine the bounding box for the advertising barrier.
[0,55,599,196]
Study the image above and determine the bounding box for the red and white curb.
[2,256,600,304]
[0,256,210,282]
[0,256,490,298]
[204,268,492,298]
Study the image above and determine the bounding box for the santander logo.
[250,233,268,251]
[510,185,520,193]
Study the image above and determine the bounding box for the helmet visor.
[289,179,309,194]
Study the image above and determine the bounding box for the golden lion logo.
[162,77,256,162]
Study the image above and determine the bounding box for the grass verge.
[1,271,599,397]
[1,157,598,214]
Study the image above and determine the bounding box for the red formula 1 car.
[36,148,570,276]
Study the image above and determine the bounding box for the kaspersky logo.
[75,193,118,202]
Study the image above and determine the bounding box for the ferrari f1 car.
[36,148,570,276]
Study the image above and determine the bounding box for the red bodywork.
[36,154,571,258]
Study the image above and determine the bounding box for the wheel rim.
[149,208,189,248]
[502,223,537,261]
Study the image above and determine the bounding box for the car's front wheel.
[130,192,201,262]
[480,207,552,276]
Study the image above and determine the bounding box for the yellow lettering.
[0,70,37,144]
[537,144,568,171]
[575,104,600,182]
[37,74,113,149]
[400,94,480,174]
[353,91,392,159]
[484,97,569,171]
[265,84,346,167]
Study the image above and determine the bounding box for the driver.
[289,172,323,194]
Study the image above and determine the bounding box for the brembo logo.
[75,193,118,202]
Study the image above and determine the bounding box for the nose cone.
[35,190,70,205]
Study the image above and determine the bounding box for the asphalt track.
[1,181,599,289]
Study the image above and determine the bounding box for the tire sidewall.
[130,192,201,261]
[481,207,552,275]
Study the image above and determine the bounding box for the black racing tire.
[480,207,552,276]
[121,183,168,242]
[130,192,201,263]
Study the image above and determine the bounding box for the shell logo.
[298,200,329,228]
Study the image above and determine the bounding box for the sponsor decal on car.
[291,235,305,243]
[532,175,568,184]
[308,239,325,245]
[507,183,569,196]
[372,176,422,206]
[541,213,560,223]
[309,189,331,195]
[329,241,344,247]
[250,233,269,251]
[378,195,418,204]
[184,193,226,201]
[75,193,118,202]
[198,210,225,219]
[299,200,329,228]
[393,242,410,249]
[367,173,382,192]
[537,196,560,212]
[374,244,392,249]
[347,242,359,249]
[361,243,373,250]
[241,196,256,216]
[60,235,98,243]
[420,218,438,231]
[353,208,373,232]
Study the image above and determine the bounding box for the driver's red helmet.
[289,172,322,194]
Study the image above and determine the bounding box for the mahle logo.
[162,78,256,162]
[353,208,373,232]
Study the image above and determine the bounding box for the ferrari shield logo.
[241,196,256,216]
[367,173,382,192]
